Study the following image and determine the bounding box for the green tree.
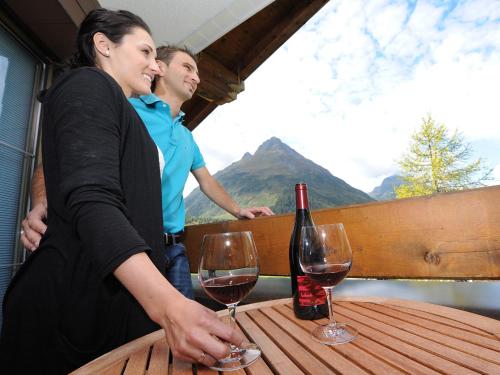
[395,115,492,198]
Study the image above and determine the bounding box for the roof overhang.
[99,0,276,54]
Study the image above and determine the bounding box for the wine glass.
[300,223,358,345]
[198,231,261,371]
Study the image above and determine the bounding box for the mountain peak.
[241,152,252,160]
[256,137,288,153]
[185,137,374,220]
[369,175,405,201]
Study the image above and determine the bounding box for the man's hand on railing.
[237,206,274,219]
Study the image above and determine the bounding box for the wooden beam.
[184,185,500,280]
[183,53,244,128]
[197,52,245,104]
[76,0,98,15]
[182,97,218,131]
[240,0,329,79]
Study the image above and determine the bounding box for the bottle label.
[297,276,327,306]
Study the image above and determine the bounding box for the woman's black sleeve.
[46,69,151,278]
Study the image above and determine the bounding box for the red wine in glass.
[202,275,258,305]
[303,263,351,288]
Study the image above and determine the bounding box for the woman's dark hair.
[68,8,151,68]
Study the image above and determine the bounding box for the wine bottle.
[289,183,328,320]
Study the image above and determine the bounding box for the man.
[21,45,274,299]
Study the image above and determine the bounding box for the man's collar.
[140,93,162,105]
[140,93,186,120]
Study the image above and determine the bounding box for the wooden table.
[71,297,500,374]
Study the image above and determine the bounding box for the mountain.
[185,137,374,222]
[369,175,405,201]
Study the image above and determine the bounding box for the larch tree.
[395,115,492,199]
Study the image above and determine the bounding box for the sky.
[185,0,500,196]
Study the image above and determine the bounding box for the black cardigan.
[0,68,166,374]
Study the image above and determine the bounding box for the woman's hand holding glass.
[114,252,245,367]
[160,293,244,366]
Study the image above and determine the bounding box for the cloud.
[188,0,500,196]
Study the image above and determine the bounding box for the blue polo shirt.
[129,94,205,233]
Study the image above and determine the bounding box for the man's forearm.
[201,178,240,217]
[193,167,240,217]
[31,165,47,208]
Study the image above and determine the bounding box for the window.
[0,21,45,327]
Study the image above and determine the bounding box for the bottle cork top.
[295,183,308,191]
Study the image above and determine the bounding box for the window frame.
[0,10,50,275]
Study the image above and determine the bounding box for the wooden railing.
[185,185,500,280]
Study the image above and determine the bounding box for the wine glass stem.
[324,286,337,329]
[227,303,239,353]
[227,303,237,328]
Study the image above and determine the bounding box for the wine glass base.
[208,342,261,371]
[311,323,357,345]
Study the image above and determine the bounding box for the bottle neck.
[295,188,309,210]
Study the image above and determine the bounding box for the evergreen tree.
[395,115,492,198]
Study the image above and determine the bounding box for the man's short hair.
[156,45,198,65]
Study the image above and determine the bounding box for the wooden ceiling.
[1,0,329,129]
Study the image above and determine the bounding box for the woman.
[0,9,243,374]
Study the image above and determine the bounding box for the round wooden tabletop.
[71,297,500,374]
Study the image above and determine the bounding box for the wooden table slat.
[337,297,500,337]
[245,308,342,374]
[146,338,170,375]
[351,335,442,375]
[220,369,246,375]
[266,306,406,375]
[275,303,442,375]
[363,302,500,351]
[382,304,492,336]
[333,304,481,375]
[230,318,275,375]
[271,304,422,375]
[195,365,219,374]
[336,303,499,374]
[343,302,500,370]
[171,358,194,375]
[100,360,127,375]
[237,311,305,374]
[70,330,164,375]
[122,346,149,375]
[260,305,370,375]
[243,357,275,375]
[195,315,274,375]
